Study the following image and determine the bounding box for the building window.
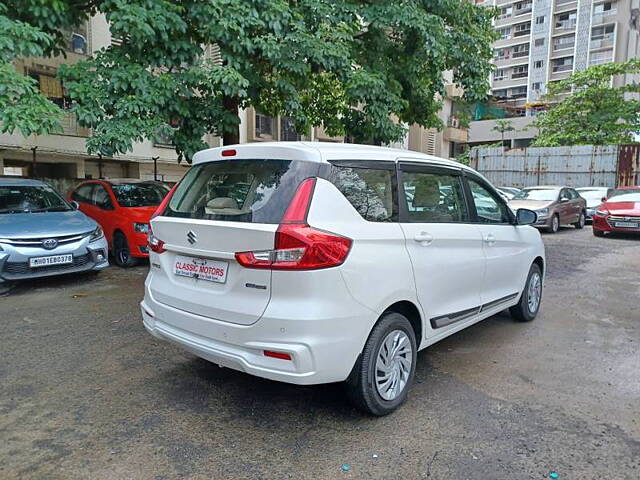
[593,2,616,16]
[591,24,615,40]
[512,65,529,79]
[498,6,513,19]
[589,49,614,66]
[514,22,531,37]
[534,60,543,68]
[532,82,542,91]
[552,56,574,72]
[29,72,70,109]
[496,27,511,40]
[280,117,301,141]
[63,22,88,54]
[512,43,529,58]
[534,38,545,47]
[553,34,576,51]
[514,0,533,15]
[536,16,545,24]
[255,112,275,138]
[555,11,577,30]
[494,69,507,81]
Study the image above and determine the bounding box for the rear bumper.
[141,274,376,385]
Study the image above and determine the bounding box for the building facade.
[469,0,640,147]
[0,15,468,190]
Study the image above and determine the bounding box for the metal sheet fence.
[470,145,620,188]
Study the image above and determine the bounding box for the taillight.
[147,184,177,253]
[235,178,352,270]
[152,183,178,220]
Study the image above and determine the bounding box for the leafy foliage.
[2,0,497,162]
[532,59,640,147]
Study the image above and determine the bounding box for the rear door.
[397,163,485,331]
[148,158,320,325]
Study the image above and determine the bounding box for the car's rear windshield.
[513,189,559,201]
[577,189,606,200]
[164,159,321,224]
[112,183,170,207]
[0,185,71,214]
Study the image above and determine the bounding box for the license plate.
[614,221,639,228]
[174,255,228,283]
[29,254,73,268]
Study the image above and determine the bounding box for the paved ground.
[1,227,639,480]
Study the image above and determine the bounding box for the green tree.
[532,59,640,147]
[2,0,497,163]
[492,118,515,148]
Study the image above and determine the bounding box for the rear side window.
[165,159,320,224]
[400,169,469,223]
[72,184,94,204]
[330,165,396,222]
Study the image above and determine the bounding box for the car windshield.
[607,192,640,202]
[111,183,170,207]
[577,189,607,200]
[513,188,559,201]
[0,185,71,214]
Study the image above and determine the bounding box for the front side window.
[166,159,320,224]
[400,169,468,223]
[92,185,113,209]
[0,185,71,214]
[467,179,511,224]
[330,165,395,222]
[112,183,170,207]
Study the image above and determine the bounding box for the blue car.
[0,178,109,289]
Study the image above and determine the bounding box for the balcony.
[513,49,530,58]
[554,20,577,32]
[589,53,613,66]
[553,41,575,51]
[552,63,573,73]
[511,71,529,79]
[59,112,89,137]
[514,6,532,16]
[590,36,615,50]
[444,117,468,143]
[514,28,531,37]
[592,11,617,26]
[554,0,578,11]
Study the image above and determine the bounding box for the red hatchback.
[592,186,640,237]
[69,180,170,266]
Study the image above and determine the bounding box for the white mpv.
[141,142,544,415]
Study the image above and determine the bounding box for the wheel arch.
[382,300,423,349]
[533,255,544,277]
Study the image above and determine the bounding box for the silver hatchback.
[0,178,109,289]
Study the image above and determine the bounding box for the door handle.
[414,232,434,246]
[484,233,496,246]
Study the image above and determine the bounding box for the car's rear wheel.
[345,312,417,416]
[510,263,542,322]
[593,229,605,237]
[113,231,138,268]
[574,211,585,229]
[546,214,559,233]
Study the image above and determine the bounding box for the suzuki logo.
[42,238,58,250]
[187,230,197,245]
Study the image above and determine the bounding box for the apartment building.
[469,0,640,147]
[0,15,468,187]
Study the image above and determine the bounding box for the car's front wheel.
[113,231,139,268]
[345,312,417,416]
[546,214,559,233]
[510,263,543,322]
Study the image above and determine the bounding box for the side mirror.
[601,196,607,202]
[70,200,80,210]
[516,208,537,226]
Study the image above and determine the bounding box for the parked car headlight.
[595,208,609,216]
[134,222,150,234]
[89,226,104,242]
[535,208,549,217]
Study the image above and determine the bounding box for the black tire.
[345,312,417,416]
[593,229,605,237]
[113,231,139,268]
[546,214,559,234]
[574,211,586,229]
[510,263,543,322]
